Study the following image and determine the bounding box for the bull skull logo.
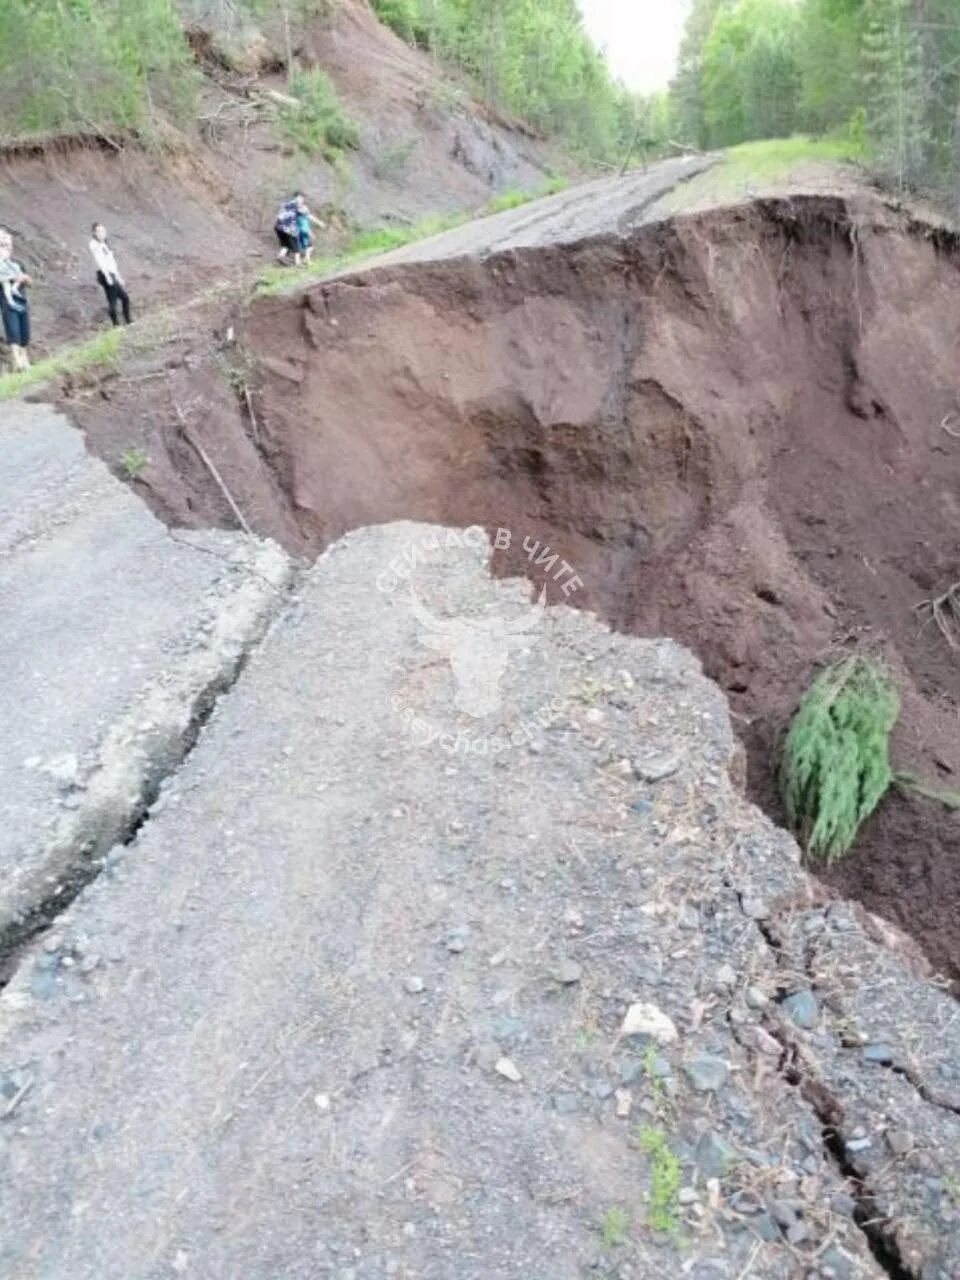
[409,586,547,718]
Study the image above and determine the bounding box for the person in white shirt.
[89,223,131,326]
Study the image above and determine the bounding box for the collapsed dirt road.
[75,177,960,988]
[6,164,960,1278]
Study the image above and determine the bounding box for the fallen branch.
[242,386,260,446]
[262,88,300,111]
[172,402,254,537]
[895,771,960,809]
[914,581,960,650]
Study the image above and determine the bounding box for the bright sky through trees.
[577,0,693,91]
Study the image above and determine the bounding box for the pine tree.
[862,0,927,189]
[780,657,899,863]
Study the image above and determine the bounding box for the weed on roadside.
[780,655,898,862]
[634,1125,682,1235]
[120,446,150,479]
[599,1205,631,1248]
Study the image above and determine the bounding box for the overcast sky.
[577,0,692,93]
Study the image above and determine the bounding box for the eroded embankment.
[72,193,960,984]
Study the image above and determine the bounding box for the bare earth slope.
[4,522,960,1280]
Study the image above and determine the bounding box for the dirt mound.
[70,192,960,985]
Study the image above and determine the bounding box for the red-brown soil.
[67,192,960,985]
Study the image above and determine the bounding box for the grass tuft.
[635,1126,682,1234]
[0,327,123,400]
[599,1205,631,1248]
[120,446,150,479]
[780,655,899,863]
[657,132,867,213]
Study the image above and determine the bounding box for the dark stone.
[782,990,819,1030]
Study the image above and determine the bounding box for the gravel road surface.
[2,523,955,1279]
[338,156,712,272]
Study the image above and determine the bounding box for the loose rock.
[621,1002,678,1045]
[886,1128,913,1156]
[633,753,682,782]
[782,990,819,1030]
[494,1057,523,1083]
[862,1043,894,1065]
[684,1055,729,1093]
[553,959,582,986]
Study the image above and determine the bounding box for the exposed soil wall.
[70,193,960,985]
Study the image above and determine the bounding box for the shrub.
[369,0,426,44]
[780,656,899,863]
[0,0,196,142]
[278,69,360,160]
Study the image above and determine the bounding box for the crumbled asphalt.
[0,401,294,949]
[1,522,954,1278]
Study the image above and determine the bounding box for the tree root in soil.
[914,582,960,650]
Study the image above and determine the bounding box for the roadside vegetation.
[0,0,649,166]
[0,329,123,402]
[780,656,899,863]
[4,0,956,210]
[0,0,197,142]
[368,0,649,161]
[672,0,960,204]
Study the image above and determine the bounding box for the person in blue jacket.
[275,193,325,266]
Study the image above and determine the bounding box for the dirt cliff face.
[71,193,960,984]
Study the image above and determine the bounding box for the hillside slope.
[0,0,555,353]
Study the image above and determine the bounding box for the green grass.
[724,133,866,176]
[0,327,123,400]
[276,69,360,161]
[485,176,567,214]
[599,1205,631,1248]
[635,1126,682,1234]
[658,132,867,213]
[120,446,150,479]
[894,772,960,810]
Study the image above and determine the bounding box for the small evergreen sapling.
[780,656,899,863]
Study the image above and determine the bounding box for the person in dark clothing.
[0,228,32,371]
[274,192,324,266]
[89,223,132,326]
[274,196,302,264]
